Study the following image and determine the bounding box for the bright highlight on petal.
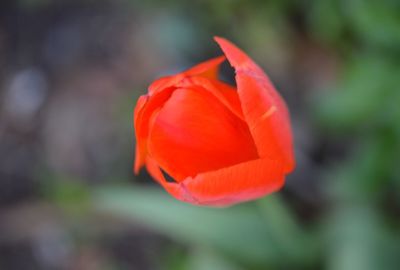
[133,37,295,207]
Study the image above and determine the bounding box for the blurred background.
[0,0,399,269]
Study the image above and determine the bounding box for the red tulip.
[134,37,295,206]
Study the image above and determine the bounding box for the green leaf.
[185,248,243,270]
[93,186,315,267]
[324,207,400,270]
[314,55,395,131]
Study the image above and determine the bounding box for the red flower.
[134,37,295,206]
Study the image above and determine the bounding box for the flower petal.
[145,154,284,207]
[161,157,284,206]
[133,95,148,173]
[145,157,192,201]
[148,75,182,95]
[214,37,295,173]
[184,55,226,79]
[134,87,175,173]
[176,76,244,120]
[182,157,284,206]
[136,56,232,174]
[148,88,258,181]
[148,56,225,95]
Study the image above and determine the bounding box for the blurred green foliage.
[94,187,317,269]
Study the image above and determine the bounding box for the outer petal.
[184,55,226,79]
[145,157,193,201]
[148,88,258,181]
[148,74,183,95]
[148,56,225,95]
[146,155,284,206]
[182,157,284,206]
[214,37,295,173]
[134,87,175,173]
[147,156,284,207]
[133,95,148,173]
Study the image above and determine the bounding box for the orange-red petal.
[133,95,148,173]
[145,157,191,200]
[134,87,176,173]
[148,56,225,95]
[176,76,244,120]
[184,55,226,79]
[214,37,295,173]
[147,88,258,181]
[146,154,284,207]
[182,157,284,206]
[136,56,233,174]
[148,75,182,95]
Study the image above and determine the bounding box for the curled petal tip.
[213,36,225,43]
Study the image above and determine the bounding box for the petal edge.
[181,157,285,206]
[214,36,295,172]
